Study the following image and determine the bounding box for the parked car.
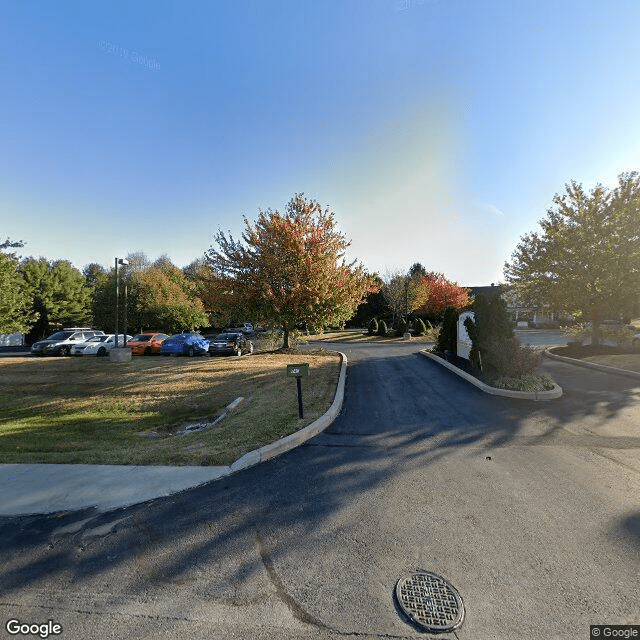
[126,333,170,355]
[30,328,106,356]
[70,334,133,357]
[224,323,254,335]
[207,332,253,357]
[160,332,209,356]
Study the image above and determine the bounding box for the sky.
[2,0,640,287]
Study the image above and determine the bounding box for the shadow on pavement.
[0,343,639,632]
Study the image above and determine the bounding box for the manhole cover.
[395,571,464,633]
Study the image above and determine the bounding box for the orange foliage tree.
[204,194,375,348]
[416,272,470,318]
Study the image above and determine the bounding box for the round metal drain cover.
[395,571,464,633]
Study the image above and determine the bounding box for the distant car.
[126,333,170,356]
[31,328,106,356]
[160,332,209,356]
[224,323,254,335]
[70,334,133,357]
[208,332,253,357]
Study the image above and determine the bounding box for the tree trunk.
[591,319,601,346]
[282,325,289,349]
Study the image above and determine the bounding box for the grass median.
[582,353,640,373]
[0,351,341,466]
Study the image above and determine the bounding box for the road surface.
[0,342,638,639]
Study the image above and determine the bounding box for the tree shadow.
[0,343,638,633]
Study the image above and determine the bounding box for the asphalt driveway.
[0,342,638,639]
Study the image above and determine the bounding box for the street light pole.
[115,258,119,348]
[114,257,129,349]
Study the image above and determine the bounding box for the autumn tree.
[204,194,374,348]
[382,269,430,326]
[504,172,640,345]
[416,272,470,320]
[92,255,209,334]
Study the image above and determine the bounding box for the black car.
[207,332,253,356]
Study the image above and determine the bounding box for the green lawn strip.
[582,353,640,373]
[0,353,341,466]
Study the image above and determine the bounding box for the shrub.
[599,324,636,348]
[368,317,378,336]
[395,317,408,337]
[435,307,458,353]
[465,293,539,380]
[560,322,589,345]
[377,320,388,337]
[414,318,427,336]
[481,337,540,379]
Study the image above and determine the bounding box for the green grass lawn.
[582,353,640,373]
[0,352,341,466]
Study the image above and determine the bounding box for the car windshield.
[215,333,238,340]
[47,331,73,340]
[87,336,106,343]
[131,335,152,342]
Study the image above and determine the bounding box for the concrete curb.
[419,350,563,400]
[231,351,347,468]
[0,352,348,515]
[544,347,640,380]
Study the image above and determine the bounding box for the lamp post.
[114,257,129,348]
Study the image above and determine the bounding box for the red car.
[126,332,169,355]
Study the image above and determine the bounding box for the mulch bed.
[550,344,636,359]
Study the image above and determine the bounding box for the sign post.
[286,363,309,419]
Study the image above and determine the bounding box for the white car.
[71,334,133,357]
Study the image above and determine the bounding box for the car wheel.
[187,346,195,357]
[60,346,71,356]
[144,347,152,356]
[97,347,107,357]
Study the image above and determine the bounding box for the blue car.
[159,332,209,356]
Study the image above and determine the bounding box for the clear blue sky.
[3,0,639,286]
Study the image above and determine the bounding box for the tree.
[1,237,24,259]
[464,292,538,379]
[20,258,92,340]
[416,272,470,320]
[349,274,389,327]
[0,253,34,334]
[381,269,430,326]
[92,257,209,334]
[204,194,374,348]
[504,172,640,345]
[83,263,109,290]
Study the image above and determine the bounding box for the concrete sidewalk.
[0,464,230,515]
[0,351,347,516]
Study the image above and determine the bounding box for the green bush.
[464,293,539,379]
[435,307,458,353]
[377,320,388,337]
[368,317,378,336]
[414,318,427,336]
[395,317,408,337]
